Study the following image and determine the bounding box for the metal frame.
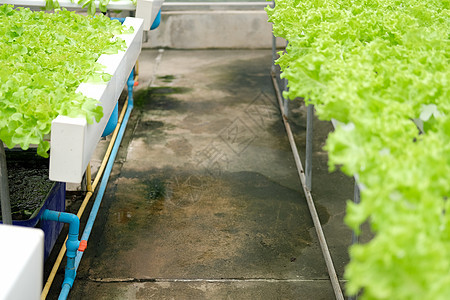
[271,33,345,300]
[271,25,364,298]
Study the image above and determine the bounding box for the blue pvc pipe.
[59,284,71,300]
[110,17,126,23]
[57,69,135,300]
[112,12,161,30]
[41,210,81,292]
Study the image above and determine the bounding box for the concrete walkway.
[46,49,355,299]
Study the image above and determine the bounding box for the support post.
[270,1,276,75]
[348,181,361,300]
[305,104,314,191]
[281,40,289,117]
[0,142,12,225]
[271,34,276,74]
[351,182,361,245]
[283,78,289,117]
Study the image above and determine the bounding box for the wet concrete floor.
[46,49,356,299]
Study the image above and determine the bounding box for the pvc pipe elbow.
[41,210,80,256]
[61,212,80,237]
[41,210,80,236]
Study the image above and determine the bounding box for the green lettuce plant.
[45,0,137,15]
[0,5,130,157]
[267,0,449,298]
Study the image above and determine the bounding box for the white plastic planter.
[2,0,135,9]
[49,17,143,183]
[0,225,44,300]
[136,0,163,31]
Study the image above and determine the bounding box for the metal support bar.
[271,74,344,300]
[86,163,93,193]
[271,34,276,74]
[348,182,361,300]
[282,40,289,117]
[351,182,361,245]
[305,104,314,191]
[283,78,289,117]
[0,142,12,225]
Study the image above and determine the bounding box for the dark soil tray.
[0,148,66,259]
[0,149,54,221]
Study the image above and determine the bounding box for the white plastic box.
[0,225,44,300]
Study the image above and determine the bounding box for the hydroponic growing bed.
[0,6,143,258]
[1,0,163,30]
[267,0,449,299]
[0,5,143,183]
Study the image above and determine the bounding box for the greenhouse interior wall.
[142,2,286,49]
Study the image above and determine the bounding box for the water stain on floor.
[157,75,176,83]
[134,86,191,110]
[165,137,193,157]
[132,119,174,146]
[82,168,330,279]
[206,55,274,98]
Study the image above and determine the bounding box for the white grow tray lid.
[2,0,163,31]
[49,17,143,183]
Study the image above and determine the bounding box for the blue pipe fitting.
[102,103,118,137]
[150,9,161,30]
[41,210,82,290]
[110,17,126,24]
[127,68,135,103]
[41,210,80,250]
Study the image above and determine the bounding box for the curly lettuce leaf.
[0,5,130,157]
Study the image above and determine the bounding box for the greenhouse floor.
[45,49,357,299]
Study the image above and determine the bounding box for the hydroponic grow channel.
[49,16,143,183]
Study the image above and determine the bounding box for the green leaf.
[268,0,450,298]
[0,5,131,156]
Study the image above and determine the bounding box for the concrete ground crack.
[87,277,346,283]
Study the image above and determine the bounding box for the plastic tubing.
[41,70,133,300]
[57,69,135,300]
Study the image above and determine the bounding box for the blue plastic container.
[1,182,65,260]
